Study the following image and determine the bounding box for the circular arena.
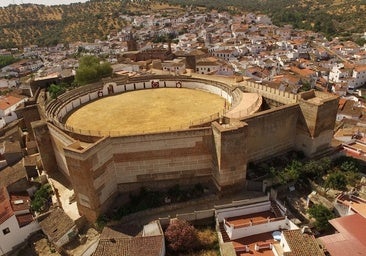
[46,75,261,137]
[66,88,225,135]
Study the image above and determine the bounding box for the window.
[2,228,10,235]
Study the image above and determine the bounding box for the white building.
[39,208,78,248]
[348,65,366,91]
[329,64,350,83]
[196,58,220,74]
[0,187,40,255]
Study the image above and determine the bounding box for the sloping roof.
[283,229,324,256]
[94,222,164,256]
[0,187,13,225]
[39,208,75,243]
[320,214,366,256]
[0,161,27,188]
[93,236,163,256]
[0,95,22,111]
[10,193,31,212]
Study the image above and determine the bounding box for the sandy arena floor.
[65,88,226,135]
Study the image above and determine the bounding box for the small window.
[3,228,10,235]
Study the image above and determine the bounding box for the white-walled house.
[348,65,366,91]
[0,95,27,129]
[39,208,78,248]
[196,58,220,74]
[329,64,351,83]
[161,58,186,75]
[0,95,26,118]
[0,187,40,255]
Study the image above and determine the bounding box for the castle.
[29,75,338,222]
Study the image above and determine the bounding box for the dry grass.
[65,88,225,135]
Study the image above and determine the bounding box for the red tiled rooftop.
[233,231,277,256]
[0,95,22,111]
[320,214,366,256]
[16,213,34,227]
[0,187,14,225]
[10,193,31,212]
[226,211,276,228]
[283,229,324,256]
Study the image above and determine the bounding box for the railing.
[226,216,287,229]
[44,75,239,137]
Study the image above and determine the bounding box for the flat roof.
[226,211,275,228]
[320,214,366,256]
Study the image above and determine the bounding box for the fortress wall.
[242,104,300,162]
[242,81,298,105]
[48,124,76,177]
[112,129,213,189]
[64,137,117,220]
[62,128,214,220]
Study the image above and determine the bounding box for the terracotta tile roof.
[0,187,14,225]
[0,161,27,188]
[39,208,75,243]
[94,222,164,256]
[354,65,366,72]
[320,214,366,256]
[290,66,316,77]
[0,95,22,111]
[282,229,324,256]
[93,236,164,256]
[10,193,31,212]
[16,213,34,227]
[100,225,141,239]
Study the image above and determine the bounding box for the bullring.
[32,74,339,221]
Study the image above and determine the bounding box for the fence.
[45,75,239,137]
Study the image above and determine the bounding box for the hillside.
[0,0,365,48]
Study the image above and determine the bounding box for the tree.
[48,83,66,99]
[324,171,347,191]
[31,184,53,212]
[164,219,199,253]
[75,55,112,85]
[272,160,302,184]
[303,157,331,179]
[307,204,334,232]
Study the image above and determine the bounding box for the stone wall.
[63,128,215,221]
[242,81,298,105]
[242,104,300,162]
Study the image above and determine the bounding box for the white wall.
[216,201,271,222]
[0,215,40,255]
[227,218,289,240]
[54,226,77,248]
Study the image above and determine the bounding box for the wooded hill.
[0,0,365,48]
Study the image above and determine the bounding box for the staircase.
[271,200,283,217]
[219,222,231,243]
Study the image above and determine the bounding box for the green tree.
[31,184,53,212]
[324,171,347,191]
[270,160,302,184]
[303,157,331,179]
[75,55,112,85]
[0,55,18,68]
[307,204,334,232]
[48,83,66,99]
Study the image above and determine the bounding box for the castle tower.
[127,31,138,51]
[64,138,117,222]
[31,121,57,173]
[296,90,339,156]
[211,120,248,193]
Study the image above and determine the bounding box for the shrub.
[307,204,334,232]
[165,219,199,253]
